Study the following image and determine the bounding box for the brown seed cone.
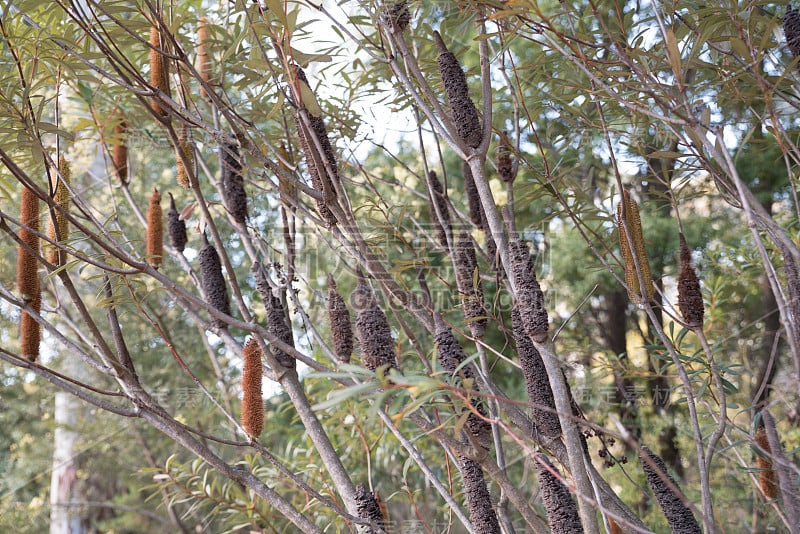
[509,238,549,342]
[46,155,71,266]
[17,186,41,361]
[435,323,493,449]
[427,170,451,247]
[618,190,654,303]
[463,161,484,228]
[354,277,397,372]
[454,233,487,338]
[535,455,584,534]
[294,109,337,227]
[512,307,560,438]
[434,31,482,149]
[112,120,128,184]
[677,233,704,328]
[199,234,230,329]
[496,133,515,183]
[166,193,187,252]
[640,445,701,534]
[266,291,296,369]
[458,455,502,534]
[221,141,247,223]
[354,483,386,533]
[327,274,353,363]
[149,24,171,117]
[755,426,778,499]
[175,127,194,188]
[380,1,410,33]
[146,188,163,269]
[785,7,800,63]
[196,17,213,98]
[241,338,264,437]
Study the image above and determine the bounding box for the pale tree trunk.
[50,389,87,534]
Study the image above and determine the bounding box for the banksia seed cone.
[434,31,482,149]
[677,233,704,328]
[535,455,584,534]
[640,445,701,534]
[167,193,187,252]
[294,109,338,227]
[618,189,654,303]
[380,1,410,33]
[354,276,397,372]
[196,17,213,98]
[427,170,451,247]
[785,7,800,62]
[327,274,353,363]
[146,188,163,269]
[454,233,487,337]
[175,126,194,188]
[221,141,247,223]
[435,323,493,449]
[46,155,71,266]
[266,291,295,369]
[509,238,549,342]
[17,186,41,362]
[496,132,515,183]
[458,456,502,534]
[241,338,264,437]
[463,161,484,227]
[755,426,778,499]
[199,233,231,329]
[354,483,386,533]
[149,24,170,117]
[512,307,560,438]
[112,119,128,184]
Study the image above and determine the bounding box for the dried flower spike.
[535,455,584,534]
[17,186,41,362]
[199,233,231,329]
[221,141,248,224]
[454,233,487,338]
[196,17,213,98]
[327,274,353,363]
[46,155,71,266]
[755,426,778,499]
[427,170,451,247]
[354,483,386,533]
[785,7,800,63]
[112,119,128,184]
[175,126,194,189]
[294,109,338,227]
[677,233,704,328]
[167,193,187,252]
[149,23,170,118]
[266,291,295,369]
[434,30,482,149]
[640,445,701,534]
[509,238,548,342]
[618,189,654,303]
[463,161,484,227]
[241,338,264,437]
[354,276,397,373]
[458,456,501,534]
[496,132,515,183]
[380,1,410,33]
[146,188,163,269]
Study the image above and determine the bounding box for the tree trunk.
[50,390,87,534]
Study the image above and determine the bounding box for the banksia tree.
[380,1,410,33]
[46,155,71,266]
[199,233,231,329]
[618,189,654,303]
[354,483,386,533]
[435,322,493,449]
[785,6,800,63]
[354,276,397,373]
[146,188,163,269]
[509,238,548,342]
[241,338,264,437]
[221,141,247,224]
[640,445,701,533]
[148,23,170,118]
[166,193,187,252]
[196,17,213,98]
[434,30,482,149]
[535,455,584,534]
[175,126,194,188]
[754,426,778,499]
[112,119,128,184]
[17,186,41,362]
[512,307,560,438]
[458,456,501,534]
[454,233,487,338]
[327,274,353,363]
[677,233,704,328]
[427,170,451,247]
[496,132,515,183]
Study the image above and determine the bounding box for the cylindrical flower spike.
[112,119,128,184]
[327,274,353,363]
[46,155,71,266]
[17,186,41,362]
[354,483,386,533]
[241,338,264,437]
[458,456,501,534]
[354,275,397,373]
[755,426,778,499]
[427,170,450,247]
[380,1,410,33]
[677,233,704,328]
[149,24,171,118]
[618,189,654,303]
[221,141,247,224]
[167,192,187,252]
[535,455,584,534]
[454,233,487,338]
[196,17,213,98]
[146,188,163,269]
[199,233,231,329]
[509,238,548,342]
[434,30,482,148]
[175,126,194,189]
[639,445,701,533]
